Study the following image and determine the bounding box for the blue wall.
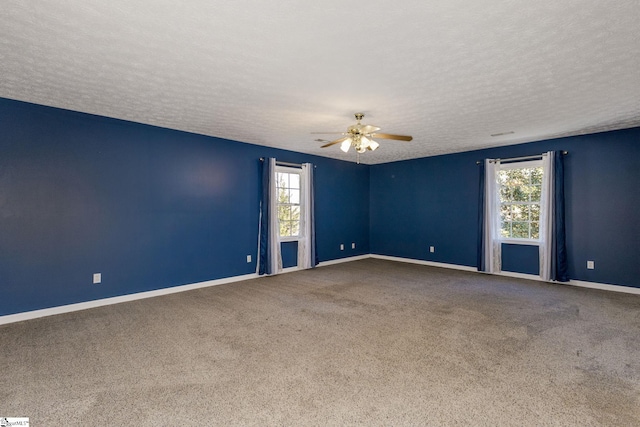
[0,98,370,315]
[2,97,638,317]
[370,127,640,289]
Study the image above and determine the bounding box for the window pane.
[508,169,526,186]
[278,187,290,204]
[531,185,541,201]
[531,222,540,239]
[290,205,300,221]
[280,221,291,237]
[500,186,511,202]
[290,173,300,189]
[282,205,292,220]
[501,222,511,238]
[511,204,528,221]
[531,204,540,221]
[277,173,287,188]
[512,222,529,239]
[531,167,543,185]
[291,220,300,236]
[521,185,536,201]
[289,189,300,204]
[500,204,511,222]
[512,186,527,202]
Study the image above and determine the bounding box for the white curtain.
[539,152,554,280]
[297,163,313,269]
[484,159,502,273]
[265,158,282,274]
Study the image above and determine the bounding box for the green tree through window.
[276,171,301,238]
[498,164,543,240]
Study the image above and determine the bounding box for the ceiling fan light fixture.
[340,138,352,153]
[315,113,412,159]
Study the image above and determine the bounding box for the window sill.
[279,236,301,243]
[500,238,540,246]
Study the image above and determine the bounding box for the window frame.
[497,159,543,246]
[275,166,303,242]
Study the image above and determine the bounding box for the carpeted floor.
[2,258,639,426]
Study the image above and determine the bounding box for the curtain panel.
[551,151,569,281]
[539,152,554,280]
[480,159,502,273]
[257,158,282,275]
[297,163,318,269]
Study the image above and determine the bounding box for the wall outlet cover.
[93,273,101,284]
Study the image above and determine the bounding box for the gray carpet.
[2,258,639,426]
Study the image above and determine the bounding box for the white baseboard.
[0,255,368,325]
[267,254,370,274]
[3,254,638,325]
[0,273,259,326]
[563,279,640,295]
[370,254,640,295]
[370,254,477,272]
[318,254,371,267]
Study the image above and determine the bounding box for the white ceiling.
[1,1,639,164]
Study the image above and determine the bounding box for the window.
[498,160,543,241]
[276,168,301,239]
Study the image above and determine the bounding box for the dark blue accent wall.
[369,151,480,266]
[2,97,639,317]
[0,98,370,316]
[370,127,640,289]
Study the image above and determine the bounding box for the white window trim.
[498,159,543,244]
[275,165,303,242]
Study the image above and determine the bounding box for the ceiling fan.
[313,113,413,157]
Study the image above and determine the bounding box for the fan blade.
[321,136,348,148]
[371,133,413,141]
[360,124,381,134]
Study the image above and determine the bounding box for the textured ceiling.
[1,1,639,164]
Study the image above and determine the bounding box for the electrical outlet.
[351,242,355,249]
[246,255,252,263]
[340,244,344,251]
[93,273,101,284]
[430,246,435,253]
[587,260,595,270]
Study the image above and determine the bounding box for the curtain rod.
[259,158,303,168]
[476,151,568,165]
[259,158,317,168]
